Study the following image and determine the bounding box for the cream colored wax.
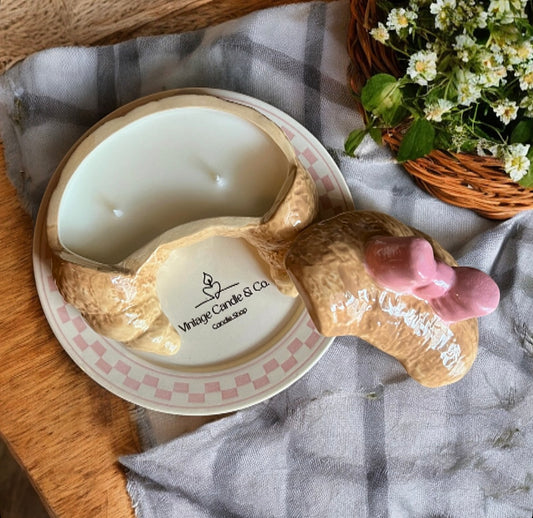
[58,107,289,264]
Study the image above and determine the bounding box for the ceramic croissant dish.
[45,92,499,388]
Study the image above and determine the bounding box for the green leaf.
[385,105,409,127]
[511,119,533,144]
[397,118,436,162]
[361,74,407,127]
[369,126,383,145]
[518,168,533,188]
[519,148,533,188]
[344,128,367,156]
[361,74,397,109]
[434,129,452,150]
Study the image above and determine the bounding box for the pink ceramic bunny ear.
[364,235,500,323]
[430,267,500,323]
[364,236,437,292]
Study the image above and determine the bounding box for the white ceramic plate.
[33,88,354,415]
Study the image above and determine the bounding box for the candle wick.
[215,174,226,187]
[98,194,124,218]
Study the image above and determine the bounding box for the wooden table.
[0,1,313,516]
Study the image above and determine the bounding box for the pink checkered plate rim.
[33,88,354,415]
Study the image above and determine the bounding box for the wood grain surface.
[0,0,308,73]
[0,1,332,516]
[0,140,141,516]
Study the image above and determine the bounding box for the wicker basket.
[347,0,533,220]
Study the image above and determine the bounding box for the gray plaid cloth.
[1,1,533,517]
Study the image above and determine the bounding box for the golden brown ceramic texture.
[47,93,318,355]
[285,210,479,388]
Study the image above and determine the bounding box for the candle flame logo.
[195,272,239,308]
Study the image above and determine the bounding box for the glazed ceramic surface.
[35,88,354,414]
[46,92,319,355]
[285,211,481,388]
[364,236,500,323]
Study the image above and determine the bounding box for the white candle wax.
[58,107,289,264]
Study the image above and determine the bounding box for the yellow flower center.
[517,45,531,59]
[503,107,515,117]
[510,156,526,170]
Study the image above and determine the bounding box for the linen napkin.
[1,1,533,517]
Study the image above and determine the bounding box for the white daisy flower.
[454,33,476,48]
[515,40,533,62]
[453,34,477,62]
[475,8,488,28]
[518,62,533,90]
[429,0,457,14]
[387,8,417,35]
[492,99,519,124]
[488,0,514,24]
[370,23,390,44]
[407,50,438,85]
[506,40,533,66]
[503,143,530,181]
[430,0,456,29]
[520,94,533,116]
[456,71,482,106]
[424,98,455,121]
[480,66,507,87]
[476,50,507,87]
[479,49,504,68]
